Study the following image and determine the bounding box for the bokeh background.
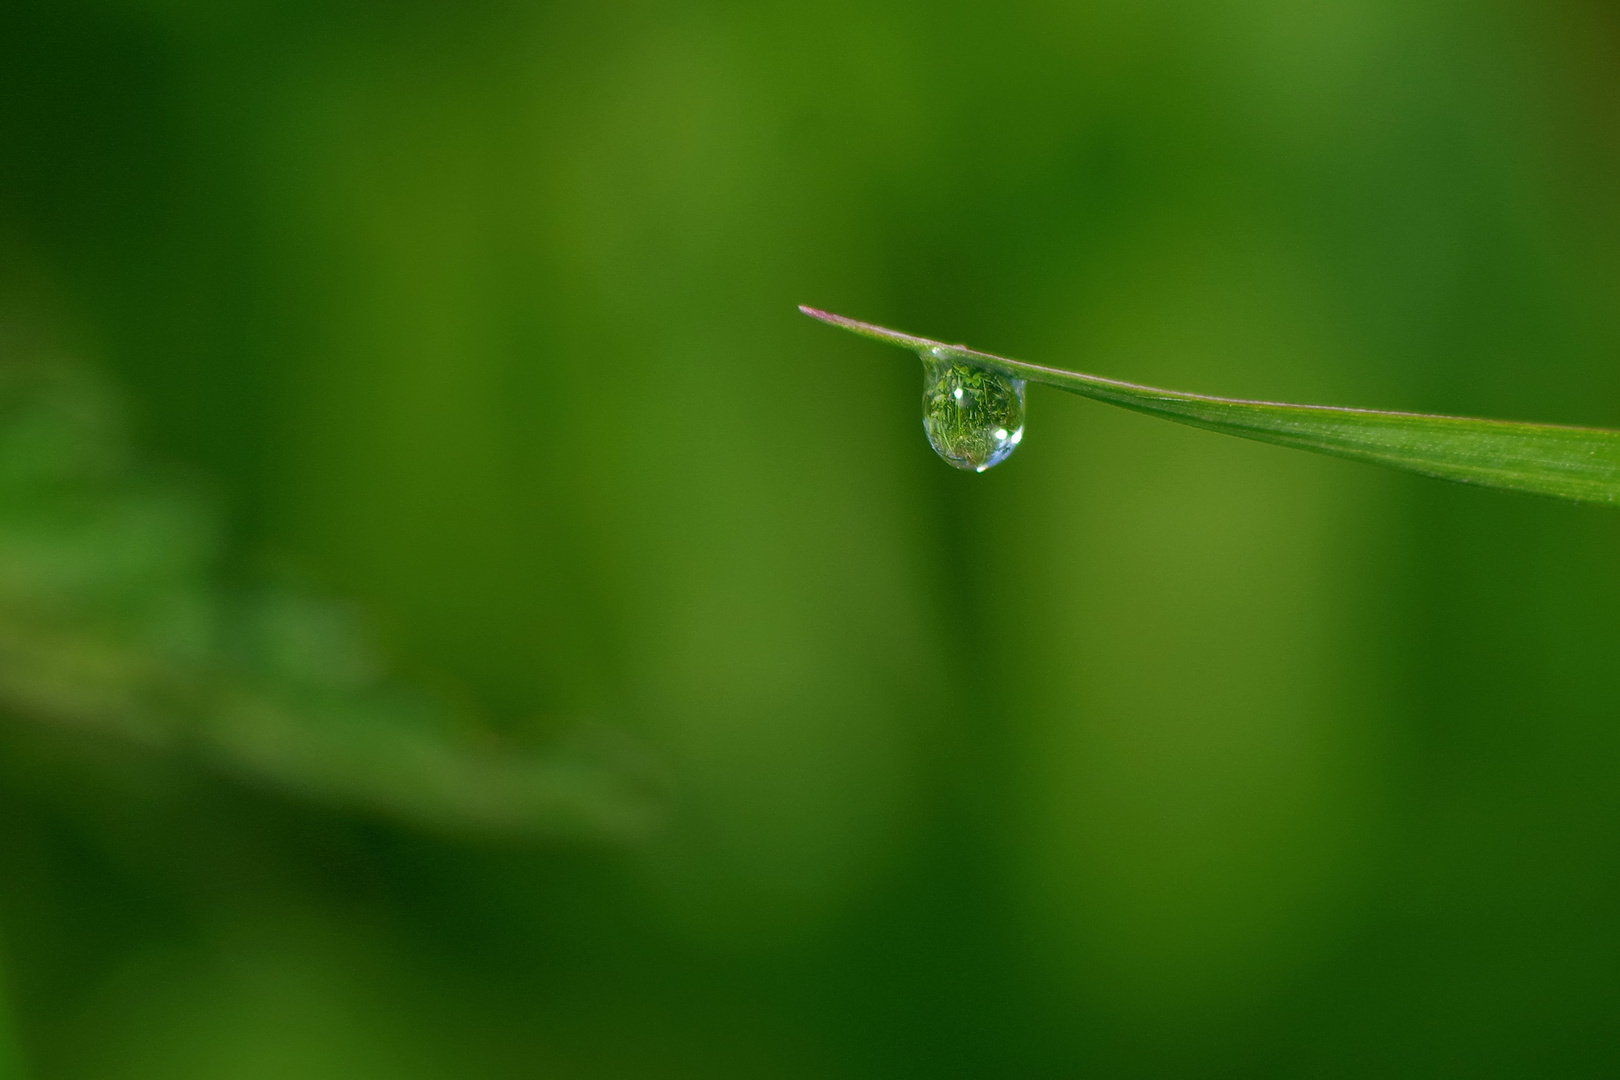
[4,0,1620,1076]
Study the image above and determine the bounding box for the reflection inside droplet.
[919,352,1026,472]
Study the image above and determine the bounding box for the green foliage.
[10,0,1620,1076]
[806,308,1620,505]
[0,357,660,842]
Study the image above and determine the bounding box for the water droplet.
[920,353,1026,472]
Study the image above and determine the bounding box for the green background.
[4,0,1620,1076]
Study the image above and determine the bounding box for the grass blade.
[801,306,1620,506]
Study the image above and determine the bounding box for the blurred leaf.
[0,356,663,842]
[804,308,1620,506]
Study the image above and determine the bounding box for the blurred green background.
[4,0,1620,1076]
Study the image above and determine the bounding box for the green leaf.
[802,306,1620,506]
[0,357,664,842]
